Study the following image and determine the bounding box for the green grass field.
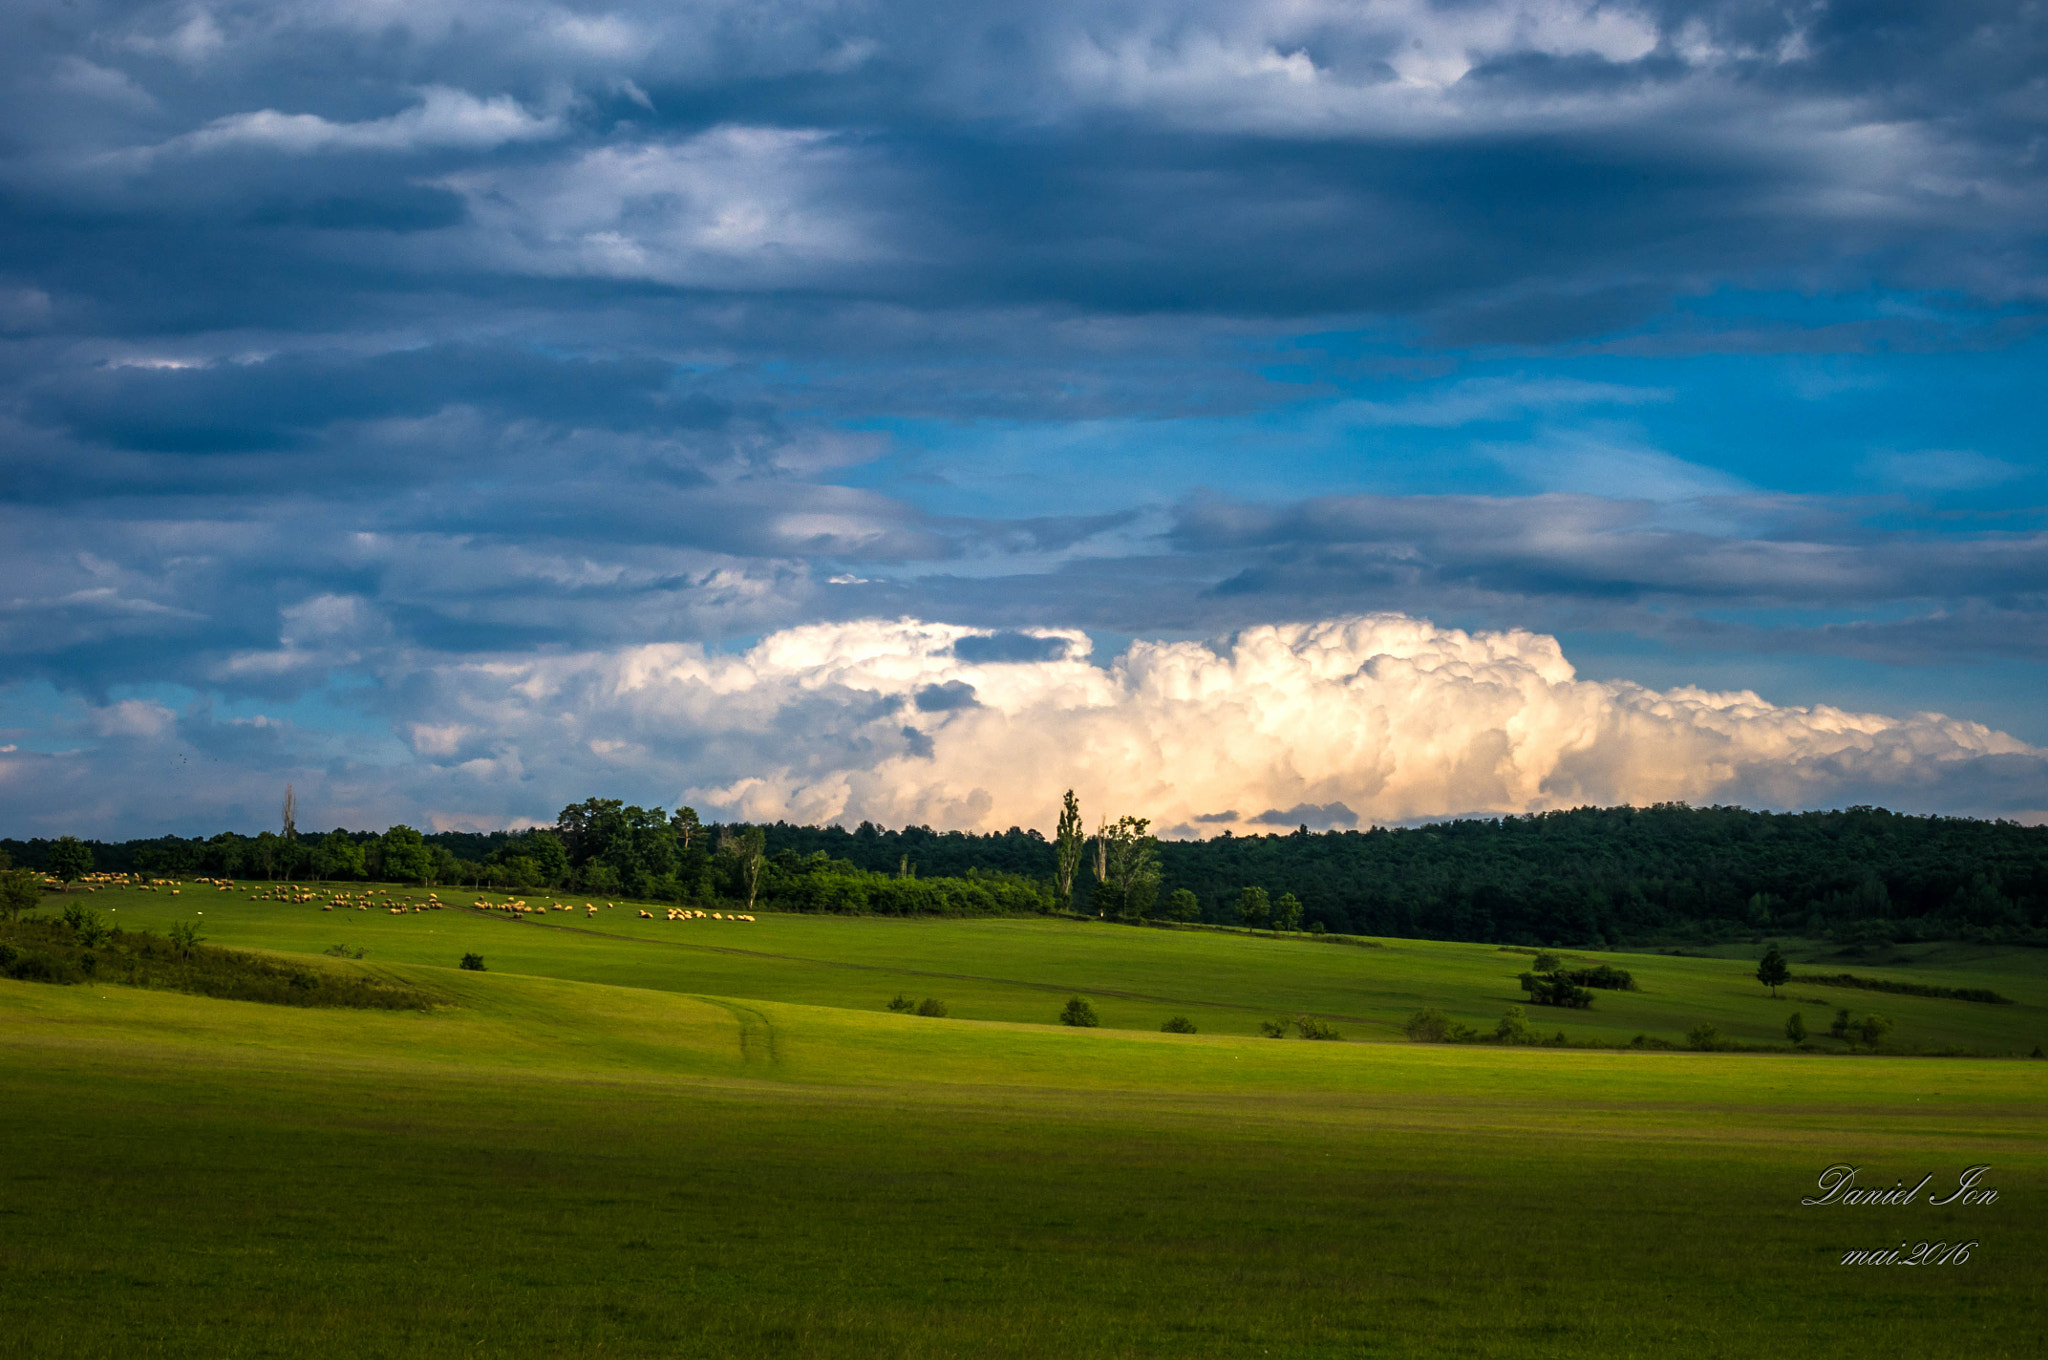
[3,883,2044,1358]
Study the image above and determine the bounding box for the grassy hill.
[54,881,2048,1052]
[3,882,2044,1357]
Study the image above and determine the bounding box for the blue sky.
[2,0,2045,837]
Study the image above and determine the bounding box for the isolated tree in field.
[1785,1012,1807,1043]
[1053,789,1084,912]
[1857,1014,1892,1048]
[1756,946,1790,998]
[0,869,43,922]
[48,836,92,888]
[1237,885,1270,928]
[1274,892,1303,932]
[1060,997,1099,1027]
[1166,888,1200,923]
[459,953,486,971]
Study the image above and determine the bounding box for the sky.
[2,0,2045,839]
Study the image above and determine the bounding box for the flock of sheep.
[64,874,759,926]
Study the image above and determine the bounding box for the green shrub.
[1293,1016,1341,1041]
[1059,997,1098,1027]
[1402,1007,1477,1043]
[1494,1006,1535,1044]
[1532,952,1561,972]
[886,994,915,1012]
[1160,1015,1197,1034]
[4,948,78,984]
[1685,1022,1723,1051]
[1517,971,1596,1008]
[915,997,949,1018]
[459,953,486,971]
[1257,1018,1288,1038]
[1785,1012,1807,1043]
[1563,965,1636,991]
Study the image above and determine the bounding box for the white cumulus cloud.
[409,614,2047,832]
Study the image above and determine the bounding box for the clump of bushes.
[1060,997,1098,1027]
[1293,1015,1342,1041]
[1404,1006,1573,1047]
[1403,1007,1478,1043]
[1495,1006,1537,1044]
[1257,1017,1288,1038]
[886,994,915,1012]
[1160,1015,1198,1034]
[0,940,82,984]
[1516,971,1596,1008]
[1829,1007,1893,1048]
[915,997,949,1017]
[459,953,486,971]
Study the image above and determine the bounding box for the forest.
[6,801,2044,947]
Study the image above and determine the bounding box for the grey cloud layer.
[4,0,2046,833]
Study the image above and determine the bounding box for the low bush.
[459,953,486,971]
[1059,997,1098,1027]
[1160,1015,1197,1034]
[1517,971,1596,1008]
[915,997,950,1018]
[1293,1016,1342,1041]
[1685,1022,1724,1051]
[1562,965,1636,991]
[1257,1018,1289,1038]
[886,994,915,1012]
[1494,1006,1536,1045]
[1402,1007,1477,1043]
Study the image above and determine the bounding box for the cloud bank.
[398,615,2046,834]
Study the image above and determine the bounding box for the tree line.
[6,800,2045,944]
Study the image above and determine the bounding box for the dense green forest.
[7,803,2045,947]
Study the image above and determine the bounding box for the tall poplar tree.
[1054,789,1084,911]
